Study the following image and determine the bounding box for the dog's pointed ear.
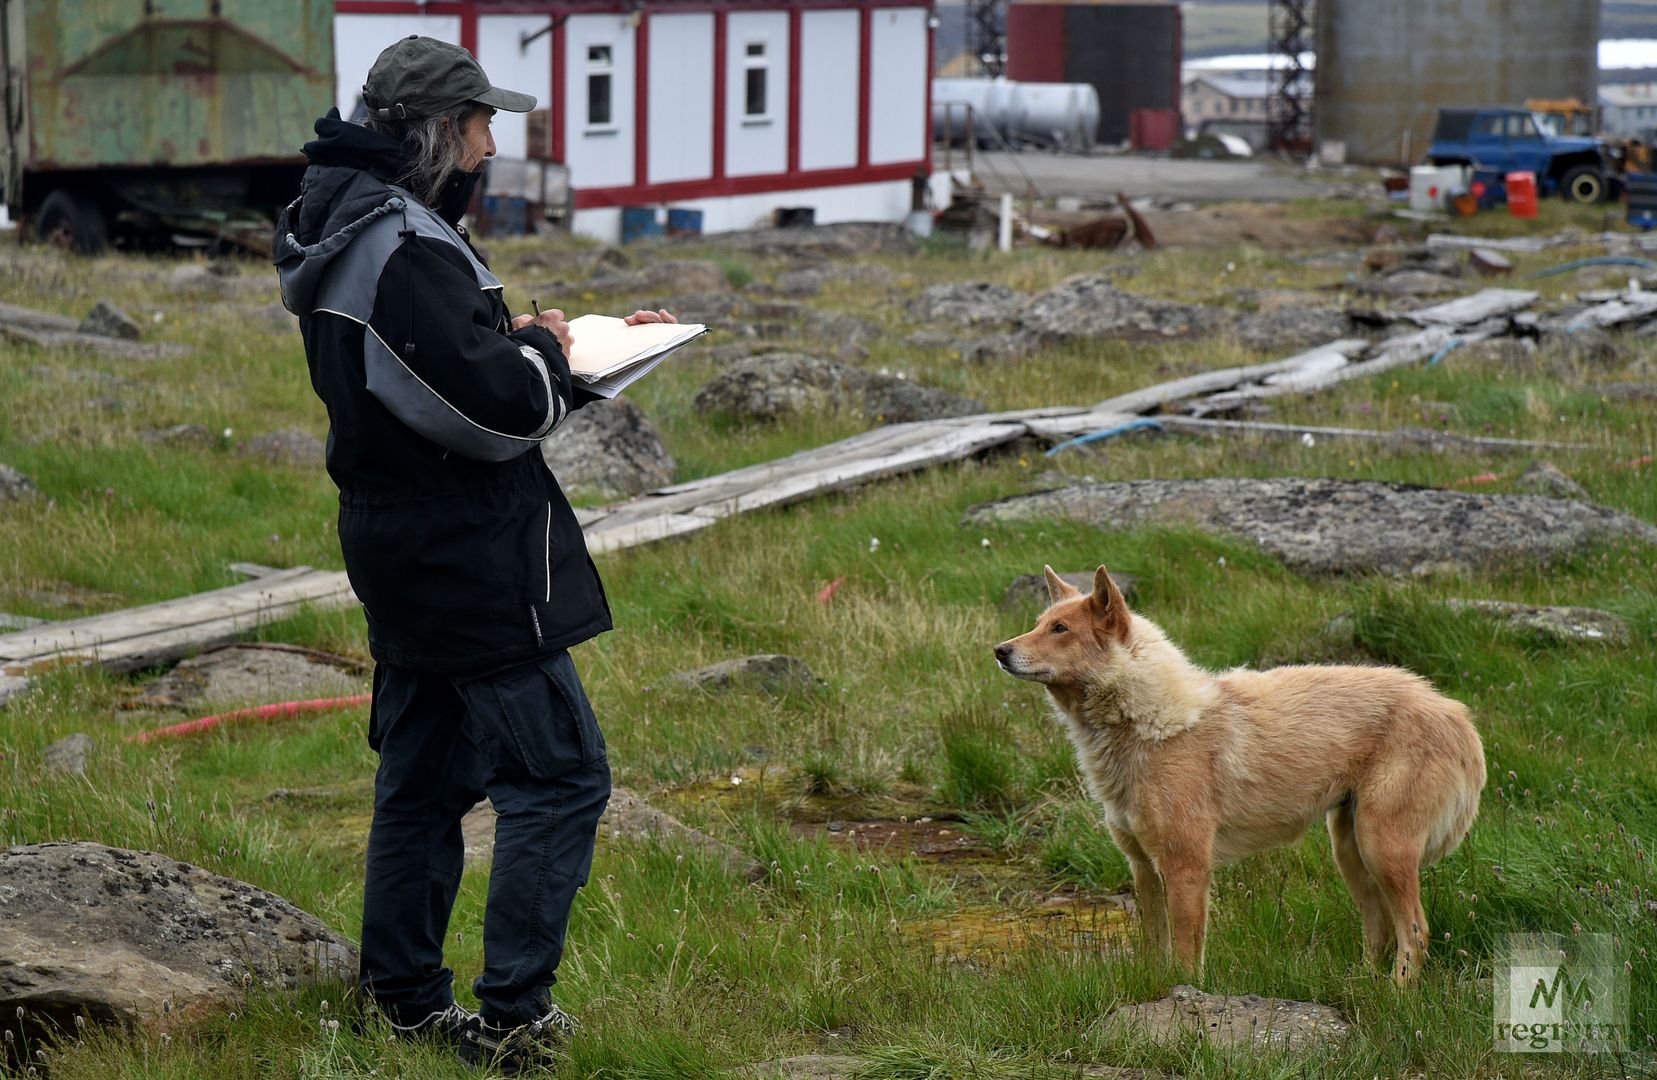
[1044,565,1081,603]
[1090,564,1131,643]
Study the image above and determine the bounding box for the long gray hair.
[363,101,482,206]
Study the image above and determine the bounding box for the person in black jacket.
[273,35,671,1074]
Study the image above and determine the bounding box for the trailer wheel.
[36,189,109,254]
[1561,166,1608,205]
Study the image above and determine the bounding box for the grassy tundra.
[0,199,1652,1077]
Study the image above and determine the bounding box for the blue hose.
[1527,256,1657,280]
[1045,417,1165,457]
[1427,337,1464,365]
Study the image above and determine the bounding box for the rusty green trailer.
[1,0,334,252]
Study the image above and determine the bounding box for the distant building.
[1181,73,1271,125]
[1599,83,1657,140]
[334,0,941,242]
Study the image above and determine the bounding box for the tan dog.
[993,566,1485,985]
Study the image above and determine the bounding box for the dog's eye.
[1051,622,1068,634]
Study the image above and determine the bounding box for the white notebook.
[562,314,708,399]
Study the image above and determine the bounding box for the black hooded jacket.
[273,111,610,673]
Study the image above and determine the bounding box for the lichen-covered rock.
[0,843,355,1048]
[541,395,676,498]
[963,477,1657,577]
[693,353,981,423]
[1234,305,1357,353]
[0,464,40,503]
[137,643,367,711]
[78,300,142,341]
[237,429,324,467]
[1101,984,1350,1053]
[1019,274,1235,342]
[1002,570,1137,611]
[42,733,93,776]
[1443,599,1631,645]
[909,282,1026,326]
[1513,460,1588,500]
[656,654,822,695]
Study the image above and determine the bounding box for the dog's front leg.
[1159,856,1212,976]
[1111,827,1167,957]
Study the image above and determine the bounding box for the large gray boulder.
[541,395,676,499]
[693,353,983,423]
[909,282,1026,326]
[656,654,822,695]
[963,478,1657,577]
[1019,274,1235,342]
[0,843,354,1047]
[137,643,367,711]
[1234,305,1358,353]
[1101,984,1350,1053]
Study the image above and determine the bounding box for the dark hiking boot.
[458,1004,578,1074]
[385,1001,480,1046]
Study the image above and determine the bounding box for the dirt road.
[970,151,1337,203]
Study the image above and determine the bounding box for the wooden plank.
[1563,293,1657,331]
[585,513,716,553]
[0,575,358,707]
[682,422,1020,519]
[1406,288,1537,327]
[1020,412,1142,441]
[596,422,961,525]
[1188,327,1491,415]
[644,421,943,497]
[1156,415,1595,453]
[0,568,340,662]
[1426,233,1554,254]
[1090,340,1369,416]
[0,300,81,334]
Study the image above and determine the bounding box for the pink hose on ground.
[129,694,372,744]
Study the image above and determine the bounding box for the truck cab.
[1427,106,1618,204]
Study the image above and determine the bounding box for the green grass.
[1,206,1654,1077]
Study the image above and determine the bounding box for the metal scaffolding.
[1265,0,1314,154]
[968,0,1005,77]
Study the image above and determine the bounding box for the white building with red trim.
[334,0,942,241]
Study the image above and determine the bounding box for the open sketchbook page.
[564,314,707,380]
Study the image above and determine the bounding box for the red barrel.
[1507,172,1539,218]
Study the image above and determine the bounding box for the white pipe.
[998,193,1013,253]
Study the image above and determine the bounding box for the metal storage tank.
[1315,0,1601,165]
[1005,0,1181,145]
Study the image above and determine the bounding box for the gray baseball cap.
[362,35,536,121]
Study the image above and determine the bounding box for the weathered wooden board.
[0,569,356,706]
[585,513,717,553]
[1407,288,1537,327]
[1090,340,1370,416]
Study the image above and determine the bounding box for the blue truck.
[1427,107,1622,204]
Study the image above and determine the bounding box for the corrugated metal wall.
[1315,0,1600,165]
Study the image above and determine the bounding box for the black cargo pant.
[357,650,611,1028]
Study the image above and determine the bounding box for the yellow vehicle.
[1528,97,1652,173]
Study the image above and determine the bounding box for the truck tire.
[35,189,109,254]
[1561,166,1608,205]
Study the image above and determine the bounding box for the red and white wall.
[334,1,943,242]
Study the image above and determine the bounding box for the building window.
[744,40,768,119]
[587,44,613,128]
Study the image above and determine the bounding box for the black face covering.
[435,166,485,226]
